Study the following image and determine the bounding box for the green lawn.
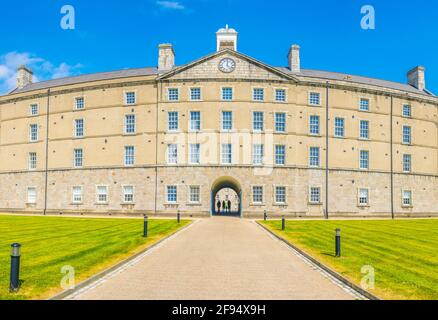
[261,219,438,300]
[0,215,189,300]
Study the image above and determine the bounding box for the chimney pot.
[158,44,175,72]
[288,45,301,73]
[16,65,33,89]
[407,66,426,91]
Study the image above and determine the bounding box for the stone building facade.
[0,26,437,218]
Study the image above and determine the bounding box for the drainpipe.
[390,95,394,220]
[154,82,160,216]
[325,82,329,220]
[43,89,51,216]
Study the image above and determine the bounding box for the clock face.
[218,58,236,73]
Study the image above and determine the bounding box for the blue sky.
[0,0,437,94]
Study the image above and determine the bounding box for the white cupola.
[216,25,238,52]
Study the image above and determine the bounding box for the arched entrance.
[211,176,242,217]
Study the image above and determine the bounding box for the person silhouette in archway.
[216,199,221,214]
[227,199,232,214]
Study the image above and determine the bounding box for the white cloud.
[156,1,185,10]
[0,51,82,95]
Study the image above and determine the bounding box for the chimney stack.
[158,44,175,72]
[288,45,301,73]
[407,66,426,92]
[16,65,33,89]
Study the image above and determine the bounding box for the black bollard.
[264,210,267,221]
[143,215,148,238]
[335,229,341,257]
[177,210,181,224]
[10,243,21,292]
[282,216,285,231]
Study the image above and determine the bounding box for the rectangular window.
[275,186,286,204]
[253,88,264,101]
[275,89,286,102]
[309,115,320,135]
[360,98,370,111]
[403,154,412,173]
[96,186,108,203]
[222,87,233,101]
[253,112,264,131]
[125,92,136,105]
[27,187,37,204]
[74,119,84,138]
[190,111,201,131]
[168,111,179,131]
[125,114,136,134]
[167,144,178,164]
[309,187,321,204]
[358,189,369,206]
[360,150,369,170]
[275,113,286,133]
[221,144,232,165]
[29,124,38,142]
[190,88,201,101]
[275,145,285,165]
[189,186,200,203]
[309,92,320,106]
[168,88,179,101]
[309,147,320,167]
[403,126,412,145]
[124,146,135,166]
[30,104,38,116]
[403,104,412,118]
[190,144,200,164]
[252,186,263,204]
[360,120,369,139]
[221,111,233,131]
[72,186,83,204]
[123,186,134,203]
[75,97,85,110]
[74,148,83,168]
[167,186,177,203]
[334,117,345,138]
[253,144,264,165]
[403,190,412,206]
[29,152,37,170]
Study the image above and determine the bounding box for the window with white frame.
[125,114,136,134]
[403,126,411,145]
[190,111,201,131]
[309,187,321,204]
[27,187,37,204]
[189,186,200,203]
[167,144,178,164]
[334,117,345,138]
[167,185,177,203]
[221,144,232,165]
[253,88,264,101]
[403,104,412,118]
[29,152,37,170]
[402,190,412,206]
[309,92,321,106]
[275,186,286,204]
[124,146,135,166]
[253,112,264,131]
[275,89,286,102]
[275,145,285,165]
[358,188,369,206]
[30,104,38,116]
[222,87,233,101]
[123,185,134,203]
[360,120,369,139]
[74,148,83,168]
[190,88,201,101]
[190,144,200,164]
[309,115,320,135]
[74,119,84,138]
[309,147,320,167]
[360,150,369,170]
[221,111,233,131]
[253,144,264,165]
[72,186,83,204]
[252,186,263,204]
[29,124,38,142]
[168,88,179,101]
[360,98,370,111]
[275,113,286,133]
[125,92,136,105]
[96,186,108,203]
[403,154,412,172]
[168,111,179,131]
[75,97,85,110]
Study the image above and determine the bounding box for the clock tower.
[216,25,238,52]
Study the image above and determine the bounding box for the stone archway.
[211,176,242,217]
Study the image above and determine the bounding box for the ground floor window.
[252,186,263,204]
[167,186,177,203]
[72,186,83,204]
[309,187,321,204]
[96,186,108,203]
[358,188,369,206]
[402,190,412,206]
[275,186,286,204]
[123,186,134,203]
[189,186,200,203]
[27,187,37,204]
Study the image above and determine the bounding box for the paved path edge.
[48,220,195,301]
[256,222,381,301]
